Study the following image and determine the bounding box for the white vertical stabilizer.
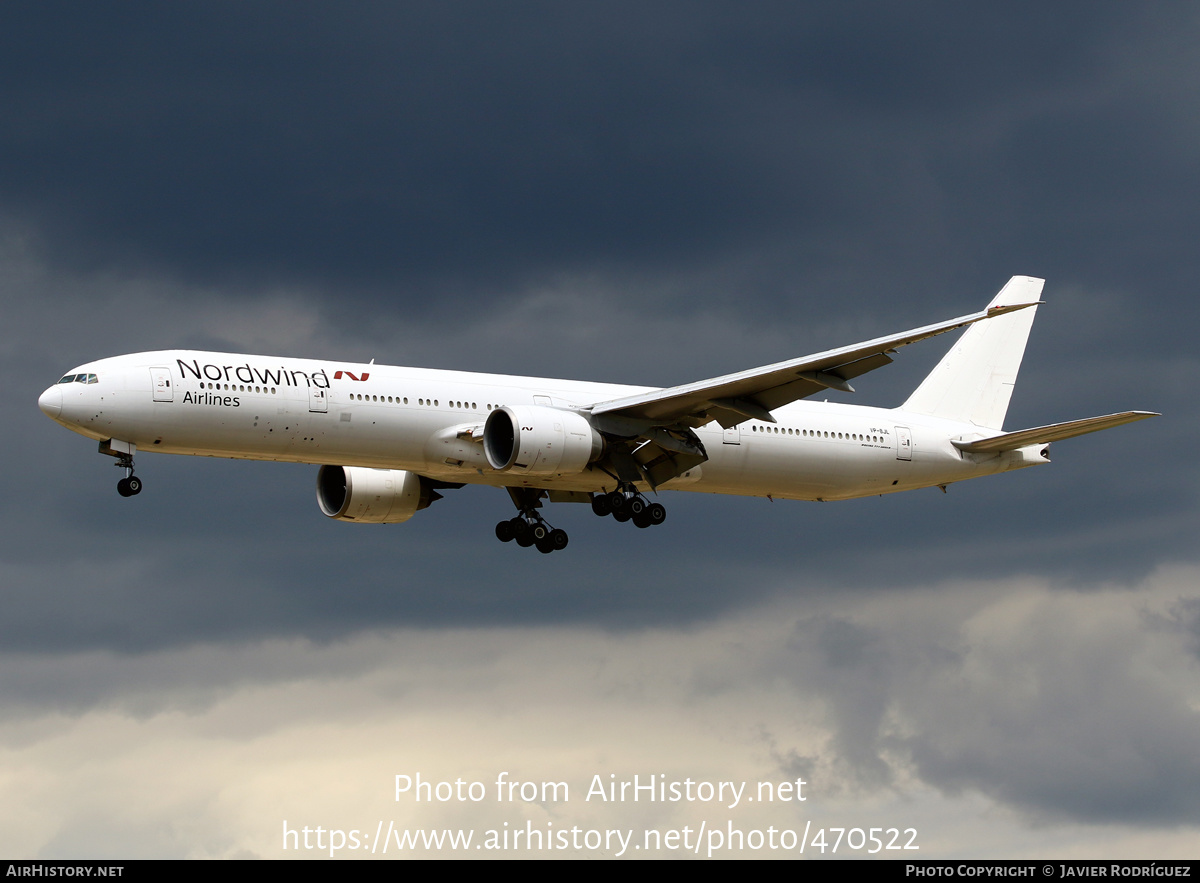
[902,276,1044,430]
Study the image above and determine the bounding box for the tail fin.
[902,276,1044,429]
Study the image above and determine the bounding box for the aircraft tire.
[591,495,611,517]
[647,503,666,525]
[117,477,133,497]
[495,520,515,542]
[550,528,569,551]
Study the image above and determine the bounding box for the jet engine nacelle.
[483,405,603,477]
[316,465,438,523]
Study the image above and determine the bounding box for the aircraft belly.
[696,429,894,500]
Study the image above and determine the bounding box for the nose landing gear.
[114,453,142,496]
[100,440,142,497]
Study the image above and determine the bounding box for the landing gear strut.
[495,488,569,554]
[112,452,142,497]
[99,440,143,497]
[591,486,666,529]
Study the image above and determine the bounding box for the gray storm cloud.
[2,570,1197,857]
[4,2,1198,858]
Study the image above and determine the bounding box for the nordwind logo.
[176,358,330,388]
[175,358,369,387]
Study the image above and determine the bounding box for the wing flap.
[952,411,1159,453]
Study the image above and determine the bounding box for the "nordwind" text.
[176,359,331,389]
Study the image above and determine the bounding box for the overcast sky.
[4,2,1198,859]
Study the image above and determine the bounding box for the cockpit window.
[57,373,98,384]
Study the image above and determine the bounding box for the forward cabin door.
[150,367,173,402]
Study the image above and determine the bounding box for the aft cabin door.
[895,426,912,461]
[150,367,173,402]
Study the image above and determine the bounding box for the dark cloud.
[762,583,1200,826]
[897,592,1200,825]
[5,3,1200,848]
[787,614,894,788]
[4,3,1194,313]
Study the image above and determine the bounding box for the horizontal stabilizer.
[952,411,1159,453]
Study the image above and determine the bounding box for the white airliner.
[38,276,1155,553]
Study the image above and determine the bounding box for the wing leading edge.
[588,276,1045,429]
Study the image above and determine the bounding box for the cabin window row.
[343,396,511,412]
[346,395,493,410]
[348,394,420,404]
[750,425,884,444]
[198,382,275,394]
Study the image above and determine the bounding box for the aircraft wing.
[589,281,1043,429]
[951,411,1159,453]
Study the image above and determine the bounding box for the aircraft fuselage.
[39,349,1039,504]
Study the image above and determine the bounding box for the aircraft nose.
[38,385,62,419]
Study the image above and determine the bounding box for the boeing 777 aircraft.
[38,277,1156,553]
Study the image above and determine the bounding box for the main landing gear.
[494,485,665,552]
[495,488,569,554]
[495,516,569,554]
[590,487,666,529]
